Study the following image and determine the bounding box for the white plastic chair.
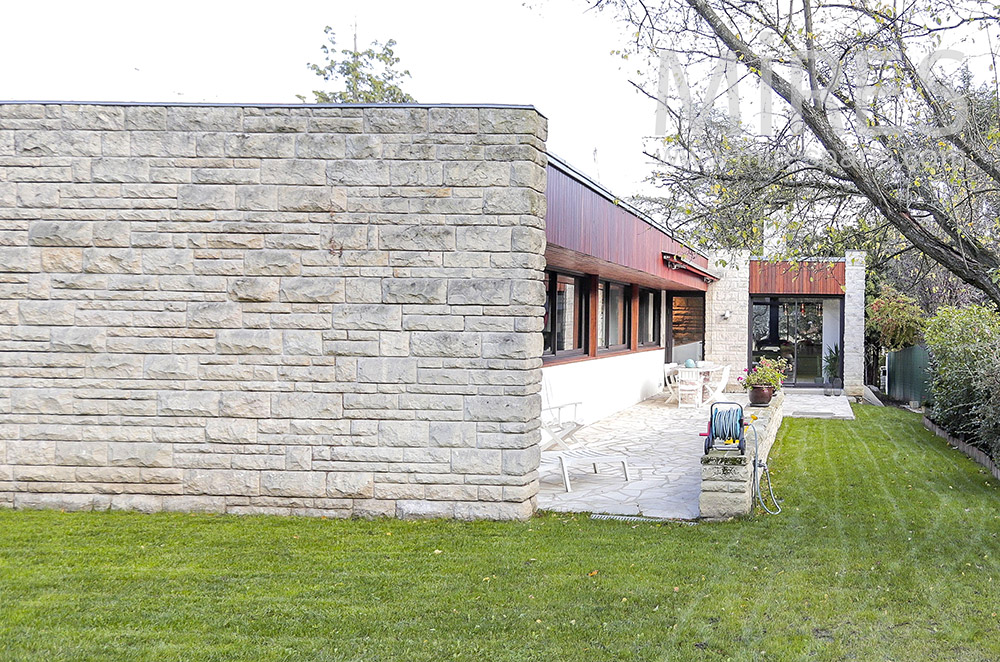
[676,367,704,408]
[663,363,679,403]
[540,402,585,451]
[703,365,732,404]
[540,402,634,492]
[551,447,633,493]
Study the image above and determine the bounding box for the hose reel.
[701,402,746,455]
[699,401,782,515]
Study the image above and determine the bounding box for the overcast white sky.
[0,0,657,194]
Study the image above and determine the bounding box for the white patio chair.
[540,402,634,492]
[676,367,704,408]
[702,365,731,405]
[540,402,585,451]
[663,363,679,403]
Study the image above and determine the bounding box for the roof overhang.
[546,245,707,291]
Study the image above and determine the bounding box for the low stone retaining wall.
[923,417,1000,482]
[699,391,785,520]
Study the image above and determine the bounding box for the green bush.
[924,305,1000,456]
[974,346,1000,457]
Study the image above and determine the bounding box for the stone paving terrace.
[538,389,855,519]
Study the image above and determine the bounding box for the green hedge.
[924,305,1000,458]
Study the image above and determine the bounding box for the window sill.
[542,353,596,367]
[542,344,663,367]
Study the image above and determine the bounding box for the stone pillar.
[843,250,866,396]
[704,250,750,391]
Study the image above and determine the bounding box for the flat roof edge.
[546,152,708,260]
[0,100,546,118]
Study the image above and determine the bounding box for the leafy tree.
[302,27,415,103]
[596,0,1000,305]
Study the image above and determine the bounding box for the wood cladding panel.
[749,260,846,295]
[544,164,708,292]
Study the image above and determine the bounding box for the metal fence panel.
[887,344,931,403]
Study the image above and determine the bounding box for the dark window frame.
[542,269,588,360]
[597,279,631,353]
[669,293,706,363]
[748,294,845,386]
[638,288,662,347]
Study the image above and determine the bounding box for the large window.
[638,289,661,346]
[597,280,629,351]
[542,271,586,358]
[671,295,704,363]
[751,297,840,385]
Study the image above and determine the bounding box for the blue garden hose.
[704,403,746,454]
[746,423,781,515]
[710,406,744,447]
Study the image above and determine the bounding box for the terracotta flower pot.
[748,385,774,406]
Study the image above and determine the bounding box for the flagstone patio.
[537,389,854,519]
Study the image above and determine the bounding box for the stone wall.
[704,250,750,390]
[699,391,784,519]
[0,103,548,520]
[843,250,866,396]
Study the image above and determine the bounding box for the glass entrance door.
[793,301,823,384]
[751,298,826,385]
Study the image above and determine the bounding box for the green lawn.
[2,405,1000,661]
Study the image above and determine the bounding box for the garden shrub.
[866,287,926,351]
[973,346,1000,458]
[924,305,1000,457]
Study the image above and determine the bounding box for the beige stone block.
[41,247,83,272]
[11,389,73,415]
[280,277,344,303]
[18,301,75,325]
[187,302,242,328]
[205,418,257,444]
[245,250,300,276]
[217,329,282,355]
[29,221,93,247]
[184,469,259,496]
[219,391,271,418]
[261,471,327,497]
[108,442,173,468]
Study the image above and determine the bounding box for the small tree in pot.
[739,357,789,406]
[823,344,842,396]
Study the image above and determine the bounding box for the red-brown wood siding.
[544,164,708,292]
[749,260,846,295]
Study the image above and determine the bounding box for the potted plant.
[823,344,841,397]
[739,357,789,406]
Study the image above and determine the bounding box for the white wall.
[822,298,842,380]
[541,350,665,425]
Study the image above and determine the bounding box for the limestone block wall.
[0,102,548,520]
[843,250,866,396]
[704,250,750,390]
